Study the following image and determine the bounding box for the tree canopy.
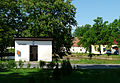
[0,0,77,55]
[73,17,120,54]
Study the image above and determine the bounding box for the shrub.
[0,61,3,69]
[7,60,16,69]
[53,63,61,80]
[18,60,24,68]
[61,59,72,76]
[39,60,46,68]
[27,62,31,68]
[0,61,8,69]
[47,61,55,69]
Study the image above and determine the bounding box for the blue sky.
[72,0,120,27]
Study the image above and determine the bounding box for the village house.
[70,37,88,53]
[71,37,119,55]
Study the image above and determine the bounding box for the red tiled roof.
[72,37,80,47]
[113,39,117,45]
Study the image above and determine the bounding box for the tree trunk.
[88,45,92,59]
[99,45,101,54]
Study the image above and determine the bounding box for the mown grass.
[70,59,120,64]
[0,68,120,83]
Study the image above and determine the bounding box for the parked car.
[106,50,111,56]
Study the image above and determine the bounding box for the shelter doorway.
[30,45,38,61]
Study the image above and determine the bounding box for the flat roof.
[14,37,53,41]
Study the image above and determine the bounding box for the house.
[70,37,88,53]
[70,37,119,55]
[14,37,53,62]
[91,45,119,55]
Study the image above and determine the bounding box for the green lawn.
[1,68,120,83]
[69,59,120,64]
[67,53,120,64]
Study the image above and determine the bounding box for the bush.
[39,60,46,68]
[61,59,72,76]
[0,61,3,69]
[7,60,16,69]
[18,60,24,68]
[47,61,55,69]
[27,62,31,68]
[53,63,61,80]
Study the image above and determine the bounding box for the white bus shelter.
[14,37,53,62]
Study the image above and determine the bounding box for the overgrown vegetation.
[18,60,24,68]
[39,60,46,68]
[7,60,16,69]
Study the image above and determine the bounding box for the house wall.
[70,47,88,53]
[91,45,118,54]
[91,45,107,54]
[15,41,52,61]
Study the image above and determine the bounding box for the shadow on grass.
[0,68,120,83]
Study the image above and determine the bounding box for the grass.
[71,53,89,56]
[67,53,120,64]
[70,59,120,64]
[1,68,120,83]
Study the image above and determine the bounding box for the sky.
[72,0,120,28]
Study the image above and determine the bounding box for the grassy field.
[0,68,120,83]
[69,59,120,64]
[63,53,120,64]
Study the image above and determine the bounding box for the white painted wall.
[91,45,118,54]
[70,47,88,53]
[15,41,29,61]
[91,45,100,54]
[15,41,52,62]
[37,41,52,62]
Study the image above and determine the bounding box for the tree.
[0,0,77,58]
[92,17,109,53]
[79,27,96,54]
[75,17,120,56]
[0,0,27,60]
[73,24,91,37]
[18,0,77,54]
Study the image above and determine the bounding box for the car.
[106,50,111,55]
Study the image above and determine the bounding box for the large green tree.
[74,17,120,55]
[19,0,77,54]
[73,24,91,37]
[0,0,77,56]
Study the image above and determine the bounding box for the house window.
[73,49,74,51]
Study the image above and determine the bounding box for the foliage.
[7,60,16,69]
[39,60,46,68]
[0,0,25,55]
[52,63,61,80]
[61,59,72,76]
[73,24,91,37]
[47,61,56,69]
[74,17,120,54]
[0,0,76,57]
[0,61,3,69]
[18,60,24,68]
[27,62,31,68]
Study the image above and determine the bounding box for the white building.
[14,37,53,62]
[70,37,88,53]
[91,45,119,54]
